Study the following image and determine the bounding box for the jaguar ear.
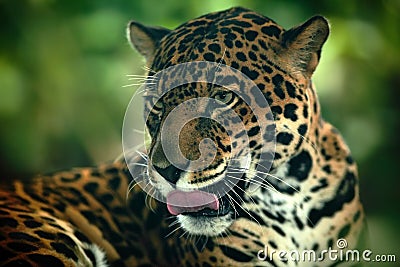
[127,21,171,62]
[281,16,329,77]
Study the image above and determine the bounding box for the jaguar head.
[127,7,329,236]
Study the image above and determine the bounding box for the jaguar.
[0,7,365,267]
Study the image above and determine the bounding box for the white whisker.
[225,176,259,206]
[227,169,279,192]
[166,224,183,238]
[122,83,144,88]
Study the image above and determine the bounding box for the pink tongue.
[166,190,219,215]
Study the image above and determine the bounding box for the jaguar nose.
[154,164,183,184]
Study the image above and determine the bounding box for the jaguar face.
[126,7,329,236]
[144,72,270,236]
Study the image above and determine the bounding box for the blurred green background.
[0,0,398,264]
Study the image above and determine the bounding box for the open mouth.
[166,190,231,217]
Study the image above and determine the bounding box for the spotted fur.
[1,7,364,267]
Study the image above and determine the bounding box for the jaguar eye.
[153,100,164,112]
[214,91,234,104]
